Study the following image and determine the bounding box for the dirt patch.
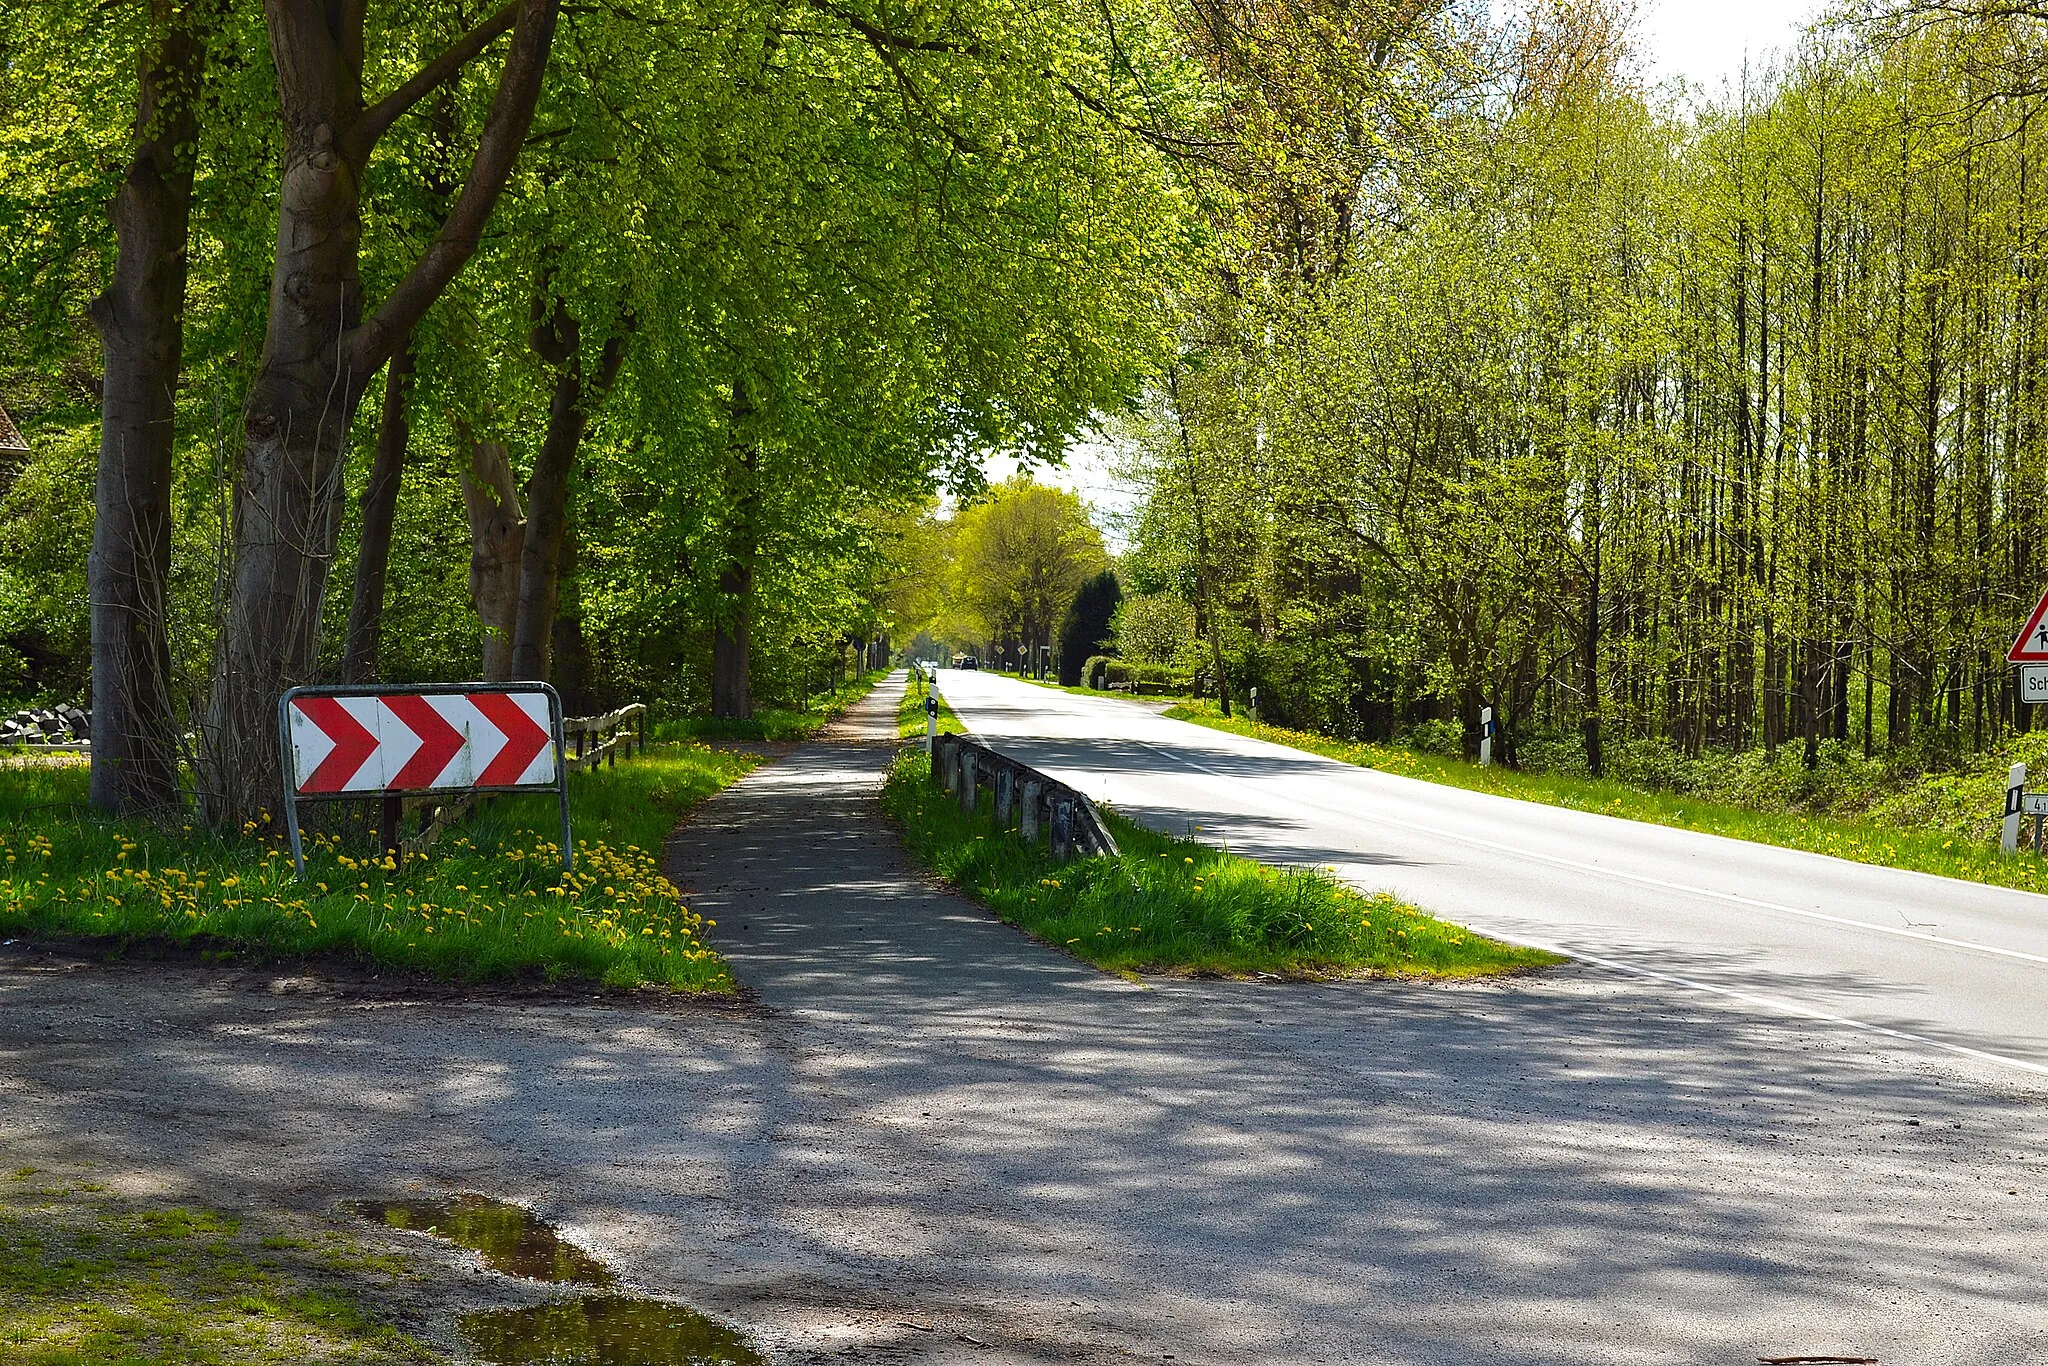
[0,935,771,1017]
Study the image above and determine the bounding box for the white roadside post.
[2003,762,2027,854]
[1480,706,1495,768]
[925,692,938,754]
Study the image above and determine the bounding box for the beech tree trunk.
[711,392,759,719]
[510,299,624,682]
[463,439,524,682]
[712,561,754,718]
[200,0,558,825]
[87,2,211,815]
[551,515,592,714]
[339,337,413,684]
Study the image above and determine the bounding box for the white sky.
[1639,0,1819,98]
[983,1,1828,547]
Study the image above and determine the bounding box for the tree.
[1058,570,1122,684]
[200,0,561,825]
[87,0,220,814]
[952,478,1109,666]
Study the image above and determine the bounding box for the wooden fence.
[564,703,648,772]
[401,701,647,856]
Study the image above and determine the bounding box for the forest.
[5,0,2045,829]
[1115,1,2048,791]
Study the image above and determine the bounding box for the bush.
[1402,718,1464,758]
[1082,655,1112,689]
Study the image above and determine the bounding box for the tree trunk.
[463,439,524,682]
[339,336,413,684]
[712,391,759,720]
[87,1,211,816]
[551,511,592,715]
[712,561,754,718]
[200,0,559,826]
[510,299,623,682]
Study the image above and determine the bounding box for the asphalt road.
[934,670,2048,1079]
[5,674,2045,1363]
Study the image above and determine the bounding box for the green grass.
[0,742,756,992]
[660,669,888,742]
[897,672,967,738]
[0,1167,445,1365]
[880,749,1556,979]
[1164,700,2048,898]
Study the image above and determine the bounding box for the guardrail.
[402,700,647,856]
[931,732,1118,862]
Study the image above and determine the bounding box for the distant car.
[956,655,979,670]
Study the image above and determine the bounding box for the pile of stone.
[1,705,90,748]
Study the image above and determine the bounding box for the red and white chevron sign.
[285,687,558,795]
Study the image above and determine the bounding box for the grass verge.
[1,1166,445,1366]
[0,742,755,991]
[880,749,1555,979]
[897,672,967,738]
[1164,700,2048,897]
[661,669,887,742]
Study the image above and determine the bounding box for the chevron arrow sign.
[277,683,571,875]
[286,689,557,795]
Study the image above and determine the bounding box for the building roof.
[0,402,26,454]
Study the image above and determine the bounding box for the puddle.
[350,1194,763,1365]
[347,1195,613,1285]
[462,1295,765,1366]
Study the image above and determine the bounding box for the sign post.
[278,682,570,877]
[1480,706,1495,768]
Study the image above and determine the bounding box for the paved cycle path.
[2,671,2043,1364]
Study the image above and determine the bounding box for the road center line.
[1116,735,2048,971]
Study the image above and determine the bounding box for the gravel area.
[3,674,2045,1363]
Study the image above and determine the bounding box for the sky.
[983,0,1828,547]
[1638,0,1819,97]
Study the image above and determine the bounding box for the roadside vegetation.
[0,1166,444,1366]
[662,668,889,744]
[1165,701,2048,897]
[880,750,1554,979]
[897,672,967,739]
[0,744,754,991]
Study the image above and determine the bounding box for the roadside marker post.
[277,682,571,877]
[925,693,938,754]
[1480,706,1495,768]
[2003,762,2027,854]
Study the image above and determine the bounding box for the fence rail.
[398,701,647,856]
[931,732,1118,862]
[564,702,648,773]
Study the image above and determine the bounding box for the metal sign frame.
[276,681,572,877]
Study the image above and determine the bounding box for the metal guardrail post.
[1021,781,1041,840]
[959,750,977,813]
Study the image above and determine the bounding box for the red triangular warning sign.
[2010,589,2048,661]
